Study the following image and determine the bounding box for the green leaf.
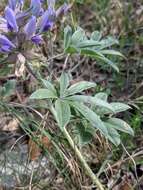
[80,48,103,57]
[95,102,131,115]
[104,122,121,146]
[110,103,131,113]
[55,99,71,128]
[94,92,108,101]
[76,123,93,145]
[60,72,70,97]
[66,46,78,54]
[77,40,101,48]
[96,55,119,72]
[99,37,119,49]
[107,118,134,136]
[99,50,124,57]
[65,81,96,96]
[91,31,102,41]
[64,26,72,50]
[66,95,114,113]
[77,37,118,49]
[42,79,57,96]
[30,89,57,99]
[70,101,108,136]
[72,27,87,45]
[2,80,16,97]
[80,48,119,72]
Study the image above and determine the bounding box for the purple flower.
[18,0,24,5]
[0,34,15,53]
[38,7,56,33]
[31,35,42,44]
[24,16,36,38]
[24,16,42,44]
[8,0,17,10]
[5,7,18,32]
[8,0,24,10]
[30,0,42,16]
[0,0,70,54]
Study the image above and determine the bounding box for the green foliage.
[0,80,16,100]
[30,88,57,99]
[30,72,134,146]
[55,99,71,129]
[64,26,124,71]
[75,122,94,145]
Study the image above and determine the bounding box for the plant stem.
[63,127,105,190]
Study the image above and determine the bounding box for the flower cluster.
[0,0,70,54]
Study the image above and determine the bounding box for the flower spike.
[5,7,18,32]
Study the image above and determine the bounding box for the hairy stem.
[63,127,105,190]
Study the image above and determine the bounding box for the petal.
[0,35,16,48]
[39,7,44,16]
[18,0,24,5]
[24,16,36,39]
[31,35,42,44]
[8,0,17,10]
[0,35,15,53]
[5,7,18,32]
[30,0,41,16]
[39,7,56,33]
[0,45,11,53]
[8,0,24,10]
[16,11,31,27]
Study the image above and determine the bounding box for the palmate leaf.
[64,27,122,71]
[30,89,57,99]
[66,95,114,113]
[107,118,134,136]
[65,81,96,96]
[55,99,71,129]
[70,101,108,136]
